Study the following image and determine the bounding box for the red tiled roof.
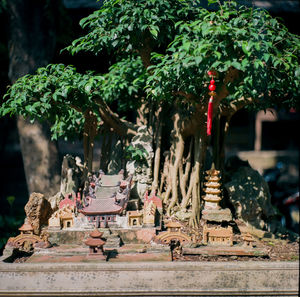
[146,195,163,209]
[59,197,76,209]
[85,237,105,247]
[90,229,103,238]
[19,223,33,232]
[80,197,124,215]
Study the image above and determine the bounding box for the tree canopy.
[1,0,299,226]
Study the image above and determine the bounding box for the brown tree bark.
[7,0,61,196]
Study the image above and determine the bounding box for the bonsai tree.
[1,0,299,227]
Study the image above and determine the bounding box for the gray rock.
[225,166,275,230]
[107,140,123,174]
[126,126,153,200]
[202,208,232,222]
[60,155,83,197]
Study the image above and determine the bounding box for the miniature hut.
[143,200,157,227]
[85,229,106,259]
[242,233,255,247]
[61,212,74,229]
[203,225,233,246]
[48,212,61,229]
[128,211,143,227]
[19,222,34,235]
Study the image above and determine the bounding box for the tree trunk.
[189,130,207,227]
[83,110,98,179]
[152,107,163,193]
[7,0,61,196]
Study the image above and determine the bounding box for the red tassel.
[207,96,213,136]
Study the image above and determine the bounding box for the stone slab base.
[0,261,298,296]
[202,208,232,222]
[182,246,268,257]
[48,227,157,245]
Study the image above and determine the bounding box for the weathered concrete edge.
[0,261,299,296]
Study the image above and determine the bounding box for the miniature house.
[48,213,61,229]
[61,212,74,228]
[242,233,255,247]
[143,200,157,227]
[128,211,143,227]
[203,225,233,246]
[48,204,75,230]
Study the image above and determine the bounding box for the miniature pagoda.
[202,166,222,210]
[85,228,106,259]
[202,165,232,223]
[202,164,233,246]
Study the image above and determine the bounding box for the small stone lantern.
[85,229,106,259]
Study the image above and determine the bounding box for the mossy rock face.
[48,230,93,245]
[225,166,275,230]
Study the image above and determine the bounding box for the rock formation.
[224,166,275,230]
[24,192,53,235]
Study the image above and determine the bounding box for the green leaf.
[149,28,158,38]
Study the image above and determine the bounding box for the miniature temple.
[80,173,131,228]
[2,163,266,262]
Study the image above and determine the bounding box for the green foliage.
[1,64,100,140]
[66,0,198,57]
[2,0,299,146]
[147,1,300,110]
[125,145,148,163]
[1,57,148,140]
[0,0,7,13]
[6,196,15,208]
[101,56,147,112]
[0,213,25,254]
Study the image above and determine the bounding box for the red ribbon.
[207,96,214,136]
[207,70,217,136]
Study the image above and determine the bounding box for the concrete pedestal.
[0,261,298,296]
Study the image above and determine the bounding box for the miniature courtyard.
[2,164,298,264]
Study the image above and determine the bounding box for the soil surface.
[173,238,299,262]
[173,219,299,262]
